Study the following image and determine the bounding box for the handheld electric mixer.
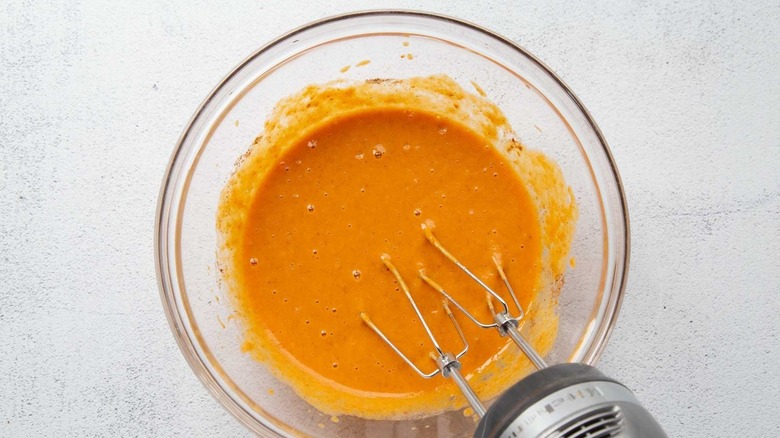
[362,225,666,438]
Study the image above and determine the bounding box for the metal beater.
[362,225,667,438]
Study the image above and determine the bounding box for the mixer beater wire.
[360,254,486,416]
[360,224,554,419]
[420,223,547,369]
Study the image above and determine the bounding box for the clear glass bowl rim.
[154,9,631,436]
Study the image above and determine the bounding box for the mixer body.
[474,364,667,438]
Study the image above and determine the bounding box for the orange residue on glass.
[470,81,486,97]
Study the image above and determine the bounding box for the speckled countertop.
[1,1,778,436]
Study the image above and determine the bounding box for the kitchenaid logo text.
[503,385,605,438]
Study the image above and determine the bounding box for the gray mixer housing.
[474,364,667,438]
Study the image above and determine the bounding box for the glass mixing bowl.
[155,10,629,437]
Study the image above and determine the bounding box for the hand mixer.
[361,225,667,438]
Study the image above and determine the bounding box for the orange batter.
[217,76,577,419]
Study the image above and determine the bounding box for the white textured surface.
[1,0,778,436]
